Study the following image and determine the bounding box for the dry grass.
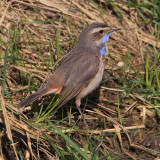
[0,0,160,159]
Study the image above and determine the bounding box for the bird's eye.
[99,30,104,34]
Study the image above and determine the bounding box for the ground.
[0,0,160,159]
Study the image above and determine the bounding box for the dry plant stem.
[114,125,136,160]
[26,131,36,159]
[142,105,146,124]
[0,0,11,26]
[59,124,145,134]
[0,87,19,160]
[24,150,30,160]
[101,86,124,92]
[125,101,137,113]
[130,144,160,157]
[0,0,5,10]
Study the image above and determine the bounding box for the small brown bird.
[17,23,120,120]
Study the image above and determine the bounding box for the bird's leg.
[76,99,89,128]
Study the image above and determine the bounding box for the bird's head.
[78,23,120,56]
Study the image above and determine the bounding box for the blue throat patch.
[100,46,106,57]
[99,33,111,56]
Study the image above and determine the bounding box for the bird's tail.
[17,86,49,114]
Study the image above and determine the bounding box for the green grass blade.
[42,132,66,159]
[145,53,149,88]
[47,119,90,160]
[56,17,62,60]
[2,48,8,97]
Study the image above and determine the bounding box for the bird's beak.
[101,28,121,43]
[111,28,121,32]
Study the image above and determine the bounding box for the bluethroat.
[17,23,120,122]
